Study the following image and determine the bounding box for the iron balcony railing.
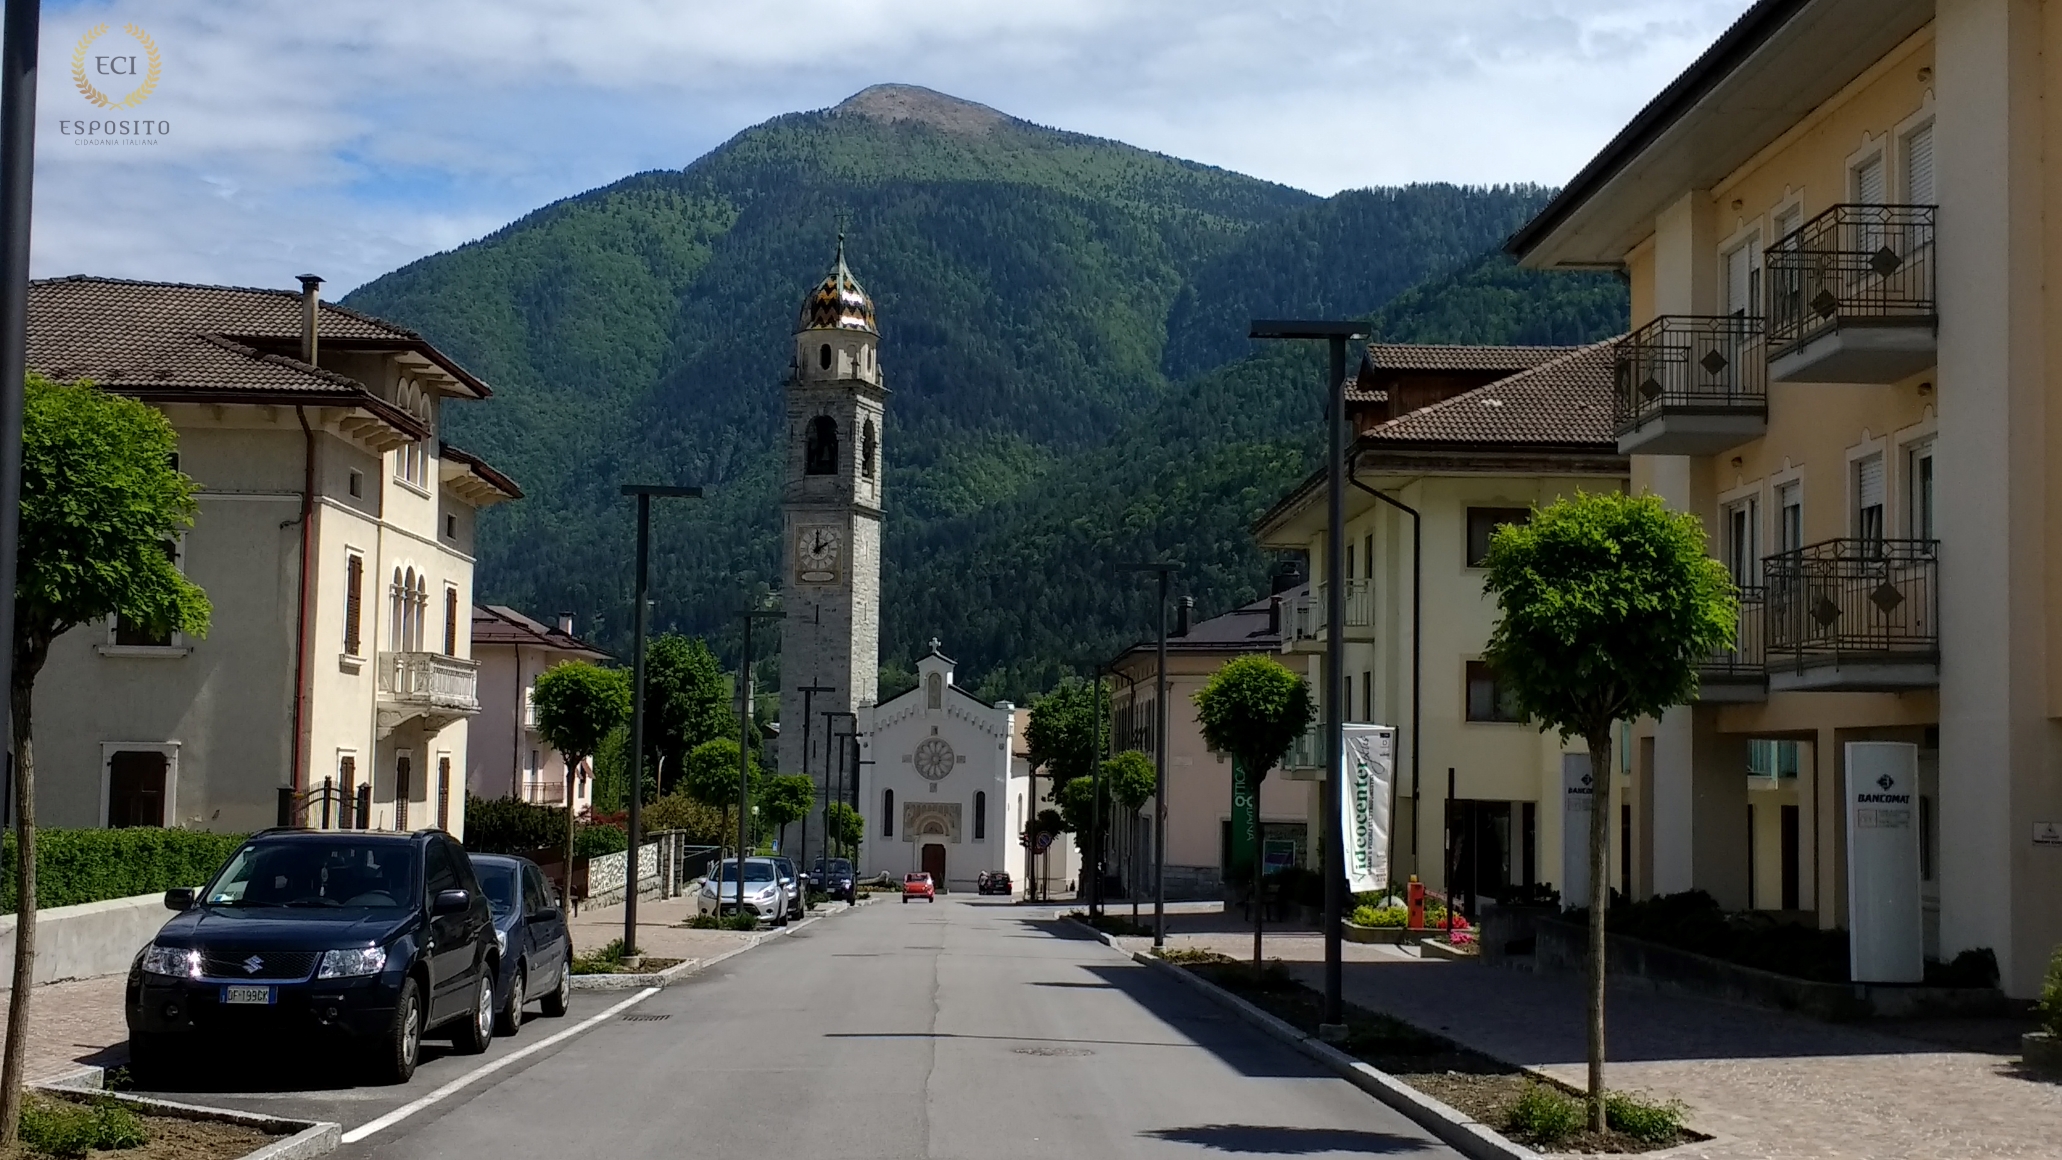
[1702,583,1766,680]
[1614,315,1767,434]
[1763,539,1938,671]
[378,651,481,713]
[1291,580,1375,641]
[1765,203,1936,355]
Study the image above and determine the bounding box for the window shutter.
[1856,155,1886,205]
[1726,244,1753,316]
[344,555,362,656]
[444,588,458,655]
[1857,454,1885,510]
[1905,125,1935,204]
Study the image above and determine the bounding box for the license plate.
[220,985,274,1006]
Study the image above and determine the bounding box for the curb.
[571,897,869,991]
[35,1067,340,1160]
[1062,917,1539,1160]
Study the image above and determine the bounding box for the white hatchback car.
[698,858,790,925]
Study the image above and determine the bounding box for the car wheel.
[371,976,423,1084]
[495,965,526,1037]
[901,895,908,904]
[451,972,494,1055]
[540,960,571,1018]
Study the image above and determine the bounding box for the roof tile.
[1361,338,1622,447]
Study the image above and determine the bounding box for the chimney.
[557,612,575,637]
[296,274,323,365]
[1268,595,1283,637]
[1272,560,1304,595]
[1176,595,1193,637]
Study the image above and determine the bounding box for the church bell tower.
[779,237,886,801]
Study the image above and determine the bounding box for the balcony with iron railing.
[1766,204,1936,384]
[1286,580,1375,647]
[1698,583,1767,702]
[377,651,481,736]
[1280,725,1325,777]
[1613,315,1768,456]
[1762,538,1937,691]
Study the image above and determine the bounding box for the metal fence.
[1763,538,1938,669]
[1614,314,1768,434]
[1766,203,1936,354]
[1702,583,1767,680]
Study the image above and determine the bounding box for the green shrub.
[1505,1082,1582,1146]
[2040,944,2062,1036]
[570,938,626,975]
[1155,947,1233,966]
[461,795,564,854]
[574,824,627,858]
[0,828,244,910]
[19,1095,147,1156]
[688,913,720,929]
[1605,1091,1687,1144]
[640,793,726,843]
[1572,890,1852,982]
[721,912,758,931]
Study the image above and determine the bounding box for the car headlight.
[753,885,776,898]
[141,944,201,979]
[316,947,388,979]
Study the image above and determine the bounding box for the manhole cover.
[1011,1046,1093,1057]
[623,1013,672,1022]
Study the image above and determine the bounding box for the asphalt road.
[311,896,1460,1159]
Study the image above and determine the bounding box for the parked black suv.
[125,829,499,1085]
[811,858,855,903]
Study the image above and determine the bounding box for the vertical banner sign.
[1340,724,1396,894]
[1229,758,1258,884]
[1845,741,1923,983]
[1561,754,1592,910]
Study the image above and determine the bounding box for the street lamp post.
[1117,561,1182,948]
[734,606,783,914]
[1248,318,1368,1035]
[823,709,857,859]
[619,485,701,957]
[1089,666,1105,918]
[792,682,834,872]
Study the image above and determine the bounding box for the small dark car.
[811,858,856,903]
[126,829,499,1085]
[977,870,1014,896]
[770,856,806,921]
[468,854,573,1034]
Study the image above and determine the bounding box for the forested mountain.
[344,84,1626,704]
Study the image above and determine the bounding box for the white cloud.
[31,0,1749,292]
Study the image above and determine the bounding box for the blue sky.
[36,1,1749,294]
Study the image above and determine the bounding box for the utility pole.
[792,681,833,871]
[1249,318,1368,1036]
[734,606,782,914]
[1117,561,1182,947]
[1089,666,1105,918]
[824,709,857,860]
[619,485,700,956]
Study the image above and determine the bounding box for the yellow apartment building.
[1510,0,2058,996]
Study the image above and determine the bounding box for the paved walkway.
[567,893,762,963]
[0,975,129,1082]
[1107,906,2060,1160]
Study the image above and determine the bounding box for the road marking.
[338,987,659,1145]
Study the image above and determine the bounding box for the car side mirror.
[433,889,471,915]
[163,888,195,912]
[532,906,560,923]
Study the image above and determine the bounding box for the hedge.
[462,794,625,859]
[0,828,245,910]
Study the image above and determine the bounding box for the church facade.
[856,645,1026,892]
[777,242,886,825]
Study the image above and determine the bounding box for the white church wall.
[857,646,1014,893]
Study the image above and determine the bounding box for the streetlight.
[619,485,701,957]
[823,709,857,859]
[1248,317,1368,1036]
[734,604,783,915]
[1116,561,1182,948]
[791,682,834,872]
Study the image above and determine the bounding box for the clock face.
[913,737,956,781]
[796,525,842,584]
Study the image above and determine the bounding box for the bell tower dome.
[794,235,881,388]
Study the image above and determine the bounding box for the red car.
[902,872,936,902]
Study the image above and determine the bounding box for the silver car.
[698,858,789,926]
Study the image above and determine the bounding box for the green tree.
[680,738,758,850]
[824,802,864,858]
[1193,656,1315,977]
[1025,676,1106,787]
[642,634,730,793]
[1100,749,1157,923]
[3,376,211,1140]
[759,774,815,855]
[532,661,631,902]
[1480,490,1733,1130]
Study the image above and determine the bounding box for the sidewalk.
[567,893,782,962]
[0,975,129,1082]
[1109,907,2062,1160]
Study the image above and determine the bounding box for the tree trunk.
[563,755,577,915]
[1251,827,1265,981]
[1584,727,1614,1133]
[0,676,38,1146]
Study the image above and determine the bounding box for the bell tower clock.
[779,237,886,798]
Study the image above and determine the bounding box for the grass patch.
[20,1095,147,1157]
[1506,1082,1583,1146]
[720,912,759,931]
[687,913,720,929]
[568,939,683,975]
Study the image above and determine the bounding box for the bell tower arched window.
[974,791,987,840]
[818,343,832,370]
[805,416,838,476]
[883,789,895,837]
[862,419,877,479]
[926,673,943,709]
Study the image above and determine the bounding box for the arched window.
[818,343,832,370]
[862,419,877,480]
[926,673,942,709]
[883,788,895,837]
[388,568,404,651]
[805,416,838,476]
[974,791,986,840]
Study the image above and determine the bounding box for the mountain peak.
[834,84,1011,135]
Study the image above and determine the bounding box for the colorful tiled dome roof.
[796,238,876,334]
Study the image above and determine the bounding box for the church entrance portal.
[921,843,946,885]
